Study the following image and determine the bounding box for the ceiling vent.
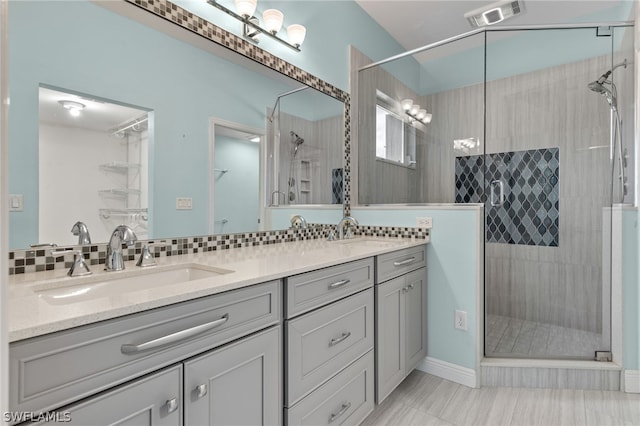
[464,0,525,28]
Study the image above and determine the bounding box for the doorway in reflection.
[38,85,150,245]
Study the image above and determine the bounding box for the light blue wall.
[352,207,482,370]
[213,137,259,234]
[623,209,639,370]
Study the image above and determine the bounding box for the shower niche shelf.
[299,160,312,202]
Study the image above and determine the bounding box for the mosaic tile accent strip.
[332,168,344,204]
[126,0,348,101]
[455,148,560,247]
[8,225,429,275]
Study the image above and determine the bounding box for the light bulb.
[234,0,257,17]
[416,109,426,120]
[287,24,306,47]
[409,104,420,115]
[69,108,80,117]
[422,113,432,124]
[263,9,284,34]
[400,99,413,111]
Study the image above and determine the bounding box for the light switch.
[9,194,23,211]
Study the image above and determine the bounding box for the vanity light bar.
[207,0,303,52]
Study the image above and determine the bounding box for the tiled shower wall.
[272,111,344,205]
[425,55,618,334]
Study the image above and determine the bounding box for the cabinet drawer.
[286,289,374,406]
[286,351,374,426]
[28,364,182,426]
[10,280,280,415]
[285,258,374,319]
[376,245,426,283]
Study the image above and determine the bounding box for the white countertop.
[8,237,428,342]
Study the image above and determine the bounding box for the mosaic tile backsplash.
[455,148,560,247]
[8,225,429,275]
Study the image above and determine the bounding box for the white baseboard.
[624,370,640,393]
[416,357,478,388]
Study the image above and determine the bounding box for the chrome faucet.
[290,214,308,229]
[106,225,137,271]
[71,221,91,245]
[337,216,359,240]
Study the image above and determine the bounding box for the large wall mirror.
[8,0,345,250]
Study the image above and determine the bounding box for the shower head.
[290,131,304,146]
[588,80,617,111]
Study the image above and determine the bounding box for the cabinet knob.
[408,283,415,290]
[165,397,179,414]
[402,287,408,293]
[195,383,208,399]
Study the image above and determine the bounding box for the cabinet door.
[31,365,182,426]
[374,276,406,404]
[404,268,428,372]
[184,326,280,426]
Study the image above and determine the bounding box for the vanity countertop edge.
[8,237,429,342]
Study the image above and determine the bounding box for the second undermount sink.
[33,264,234,305]
[333,239,402,248]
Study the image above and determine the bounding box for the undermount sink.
[332,239,402,248]
[33,264,234,305]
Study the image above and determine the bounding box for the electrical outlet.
[416,217,432,228]
[176,197,193,210]
[9,194,23,211]
[454,310,468,331]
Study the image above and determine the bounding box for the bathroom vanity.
[7,238,428,425]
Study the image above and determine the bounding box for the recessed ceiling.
[355,0,634,52]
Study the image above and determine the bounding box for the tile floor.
[362,370,640,426]
[485,314,603,358]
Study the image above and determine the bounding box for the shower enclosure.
[358,22,635,360]
[483,26,634,359]
[266,87,345,206]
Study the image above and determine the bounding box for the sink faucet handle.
[50,249,92,277]
[136,242,166,268]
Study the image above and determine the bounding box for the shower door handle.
[490,180,505,207]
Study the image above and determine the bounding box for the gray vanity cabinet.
[375,246,427,404]
[31,364,183,426]
[184,326,280,426]
[284,258,376,426]
[10,280,281,425]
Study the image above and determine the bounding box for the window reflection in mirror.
[375,104,416,168]
[38,86,151,246]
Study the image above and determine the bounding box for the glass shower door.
[483,27,623,359]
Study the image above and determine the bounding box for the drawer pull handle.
[328,279,351,289]
[329,331,351,347]
[393,257,416,267]
[165,397,179,414]
[329,402,351,423]
[195,383,208,399]
[121,314,230,354]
